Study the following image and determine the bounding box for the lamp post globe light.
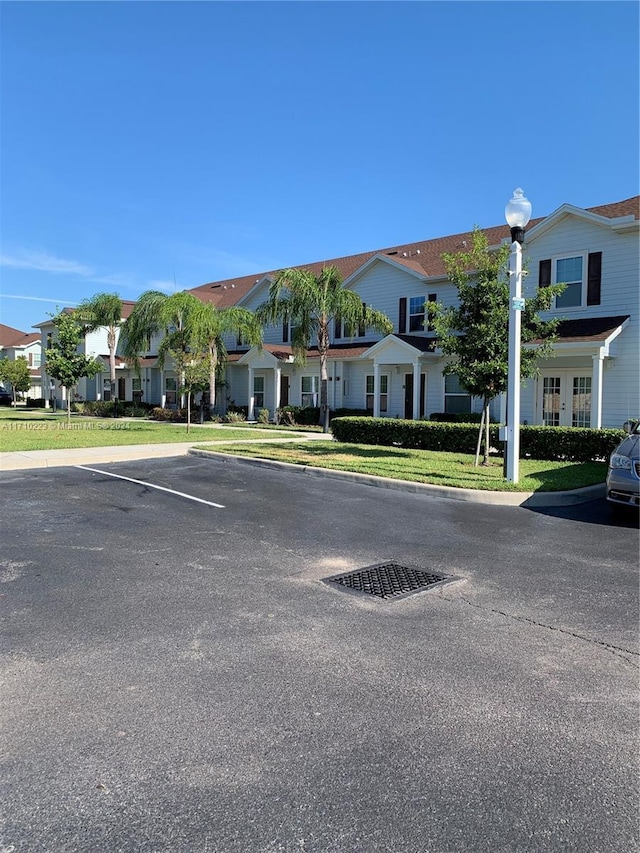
[504,188,532,483]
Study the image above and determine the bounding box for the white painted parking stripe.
[76,465,225,508]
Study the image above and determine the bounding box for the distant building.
[0,323,43,398]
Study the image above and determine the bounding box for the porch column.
[413,360,421,420]
[160,368,165,408]
[248,367,255,420]
[373,362,381,418]
[591,352,604,429]
[274,366,281,415]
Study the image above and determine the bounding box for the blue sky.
[1,1,638,332]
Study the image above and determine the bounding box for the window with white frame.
[103,378,112,402]
[554,255,584,309]
[33,353,41,368]
[253,375,265,409]
[444,373,471,414]
[165,376,177,406]
[409,297,425,332]
[365,374,388,412]
[301,375,319,407]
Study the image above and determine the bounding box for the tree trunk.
[187,391,191,434]
[209,345,217,415]
[318,326,330,433]
[474,407,485,467]
[109,327,117,418]
[483,399,491,465]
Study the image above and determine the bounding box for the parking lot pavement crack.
[438,592,640,667]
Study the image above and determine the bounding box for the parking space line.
[76,465,225,508]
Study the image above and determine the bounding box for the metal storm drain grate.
[324,562,457,601]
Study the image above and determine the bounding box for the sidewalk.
[0,430,328,472]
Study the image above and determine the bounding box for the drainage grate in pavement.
[323,562,457,601]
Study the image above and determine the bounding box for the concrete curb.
[188,448,606,507]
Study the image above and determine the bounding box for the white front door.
[539,372,592,427]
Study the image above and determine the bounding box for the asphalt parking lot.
[1,456,638,852]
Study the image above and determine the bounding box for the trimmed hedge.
[331,408,371,420]
[518,425,625,462]
[276,406,371,426]
[330,417,626,462]
[429,412,487,423]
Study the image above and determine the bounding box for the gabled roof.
[342,253,428,288]
[0,323,40,348]
[526,197,640,242]
[188,196,639,305]
[33,300,138,329]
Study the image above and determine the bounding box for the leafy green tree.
[182,354,210,433]
[76,292,123,415]
[256,265,393,432]
[46,311,102,424]
[430,227,564,465]
[0,356,31,404]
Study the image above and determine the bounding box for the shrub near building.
[331,417,625,463]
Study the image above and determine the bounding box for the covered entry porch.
[363,335,438,419]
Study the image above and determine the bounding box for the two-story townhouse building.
[190,195,638,429]
[0,323,43,398]
[35,302,142,407]
[34,195,639,426]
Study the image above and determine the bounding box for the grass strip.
[0,417,283,452]
[193,440,608,493]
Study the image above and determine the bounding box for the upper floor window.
[33,354,41,368]
[555,256,584,308]
[409,297,425,332]
[539,252,602,308]
[399,294,437,334]
[282,321,301,344]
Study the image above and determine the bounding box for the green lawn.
[0,409,283,451]
[194,440,608,493]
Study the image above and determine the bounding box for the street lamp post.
[504,188,532,483]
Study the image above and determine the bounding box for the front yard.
[0,408,609,492]
[0,409,281,452]
[193,440,608,493]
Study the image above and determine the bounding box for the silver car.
[606,420,640,513]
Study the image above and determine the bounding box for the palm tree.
[76,292,123,414]
[256,266,393,432]
[190,301,262,414]
[120,290,201,410]
[121,291,262,419]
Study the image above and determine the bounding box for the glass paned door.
[572,377,591,427]
[540,374,591,427]
[542,377,561,426]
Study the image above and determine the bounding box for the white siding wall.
[526,217,639,427]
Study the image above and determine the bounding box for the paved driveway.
[1,457,638,852]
